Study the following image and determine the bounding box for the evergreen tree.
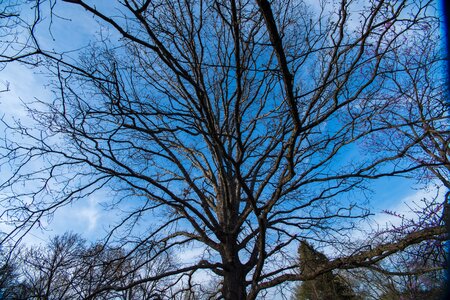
[294,241,359,300]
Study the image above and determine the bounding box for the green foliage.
[294,241,360,300]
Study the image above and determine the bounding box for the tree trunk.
[221,234,247,300]
[222,266,247,300]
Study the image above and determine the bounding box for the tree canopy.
[0,0,448,299]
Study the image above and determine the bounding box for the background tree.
[361,11,449,225]
[0,246,21,299]
[294,241,359,300]
[20,233,87,299]
[344,257,447,300]
[0,0,447,299]
[0,0,19,66]
[323,193,448,300]
[0,0,40,72]
[0,0,19,93]
[3,232,177,299]
[345,197,448,300]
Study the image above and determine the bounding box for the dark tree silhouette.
[294,241,359,300]
[7,233,176,299]
[0,0,447,299]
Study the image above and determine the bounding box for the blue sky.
[0,0,442,256]
[0,0,441,256]
[0,1,447,298]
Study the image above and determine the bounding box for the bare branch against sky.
[0,0,448,299]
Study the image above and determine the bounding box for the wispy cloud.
[371,184,443,229]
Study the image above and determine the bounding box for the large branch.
[254,225,447,293]
[255,0,300,130]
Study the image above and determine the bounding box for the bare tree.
[343,249,447,300]
[0,245,22,299]
[350,17,449,297]
[0,0,19,93]
[0,0,41,68]
[331,195,448,300]
[0,0,20,68]
[20,233,86,299]
[15,232,176,299]
[361,13,449,210]
[76,241,177,299]
[0,0,447,299]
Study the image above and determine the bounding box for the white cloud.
[45,195,103,237]
[370,185,443,229]
[177,246,206,264]
[75,197,99,232]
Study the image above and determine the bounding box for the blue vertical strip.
[441,0,450,297]
[444,0,450,92]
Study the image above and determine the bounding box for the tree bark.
[221,234,247,300]
[222,265,247,300]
